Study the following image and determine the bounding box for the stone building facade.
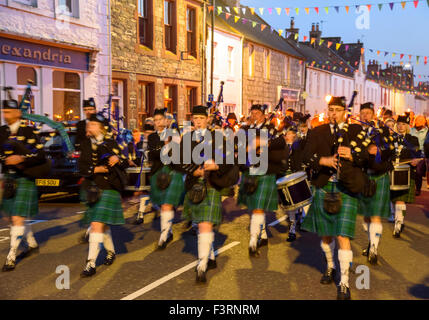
[111,0,204,128]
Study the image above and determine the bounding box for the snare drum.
[390,164,410,191]
[125,167,151,191]
[277,171,312,211]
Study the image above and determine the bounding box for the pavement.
[0,181,428,300]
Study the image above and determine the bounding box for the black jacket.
[147,132,166,175]
[0,123,46,177]
[395,133,420,179]
[75,119,87,151]
[79,137,129,192]
[303,123,369,194]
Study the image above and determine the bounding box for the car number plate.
[36,179,60,187]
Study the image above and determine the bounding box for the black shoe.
[78,232,89,244]
[400,223,405,232]
[191,226,198,236]
[393,230,401,238]
[337,284,351,300]
[196,269,207,283]
[157,233,173,250]
[248,246,259,257]
[104,251,116,266]
[207,259,217,270]
[133,213,144,225]
[19,245,39,259]
[320,268,336,284]
[2,259,16,272]
[287,233,297,242]
[368,250,378,265]
[80,261,96,278]
[362,242,370,257]
[258,238,268,248]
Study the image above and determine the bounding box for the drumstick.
[396,158,424,166]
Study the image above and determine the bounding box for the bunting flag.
[208,6,213,13]
[401,1,406,8]
[335,6,339,13]
[305,7,309,14]
[389,3,395,10]
[242,18,247,24]
[224,7,230,13]
[361,48,365,55]
[345,6,349,13]
[303,36,308,42]
[417,56,420,64]
[295,7,300,15]
[285,8,290,15]
[242,7,246,15]
[259,8,264,15]
[261,24,266,31]
[250,7,255,15]
[268,8,272,14]
[319,39,325,46]
[414,1,420,8]
[311,38,316,44]
[315,7,319,14]
[378,3,383,10]
[367,4,372,11]
[234,16,240,23]
[252,21,257,28]
[377,50,381,55]
[325,7,329,14]
[345,44,349,51]
[276,7,282,15]
[225,13,231,20]
[327,41,333,48]
[400,53,404,59]
[392,53,396,58]
[233,7,239,14]
[336,43,341,50]
[217,6,222,15]
[279,29,283,37]
[294,33,299,40]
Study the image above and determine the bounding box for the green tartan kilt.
[1,176,38,218]
[358,173,391,218]
[237,173,278,212]
[83,190,124,225]
[182,187,222,226]
[150,166,185,207]
[301,182,359,239]
[391,178,415,204]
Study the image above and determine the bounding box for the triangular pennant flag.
[252,21,257,28]
[208,6,213,13]
[233,7,239,14]
[356,5,360,11]
[333,66,337,70]
[427,0,429,7]
[324,7,329,14]
[327,41,333,48]
[259,8,264,15]
[409,54,412,60]
[279,29,283,37]
[276,7,282,15]
[270,27,274,33]
[345,68,348,72]
[225,7,230,13]
[315,7,319,14]
[384,52,389,57]
[377,50,380,55]
[345,45,349,51]
[294,33,299,40]
[261,24,266,31]
[242,18,247,24]
[389,3,394,10]
[242,8,246,15]
[319,39,325,46]
[305,7,309,14]
[336,43,341,50]
[295,7,299,15]
[217,7,222,15]
[401,1,406,9]
[361,48,365,55]
[311,38,316,44]
[417,56,420,64]
[335,6,339,13]
[378,3,383,10]
[250,7,255,15]
[392,53,396,58]
[303,36,308,42]
[268,8,273,14]
[400,53,404,59]
[285,8,290,15]
[286,31,291,38]
[414,1,419,8]
[345,6,349,13]
[234,16,240,23]
[367,4,372,11]
[225,13,231,20]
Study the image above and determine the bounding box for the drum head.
[276,171,307,187]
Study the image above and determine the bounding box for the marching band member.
[75,98,97,151]
[0,97,46,271]
[177,105,235,283]
[410,115,429,196]
[358,102,394,265]
[148,108,186,249]
[79,113,129,277]
[391,115,420,238]
[301,96,367,300]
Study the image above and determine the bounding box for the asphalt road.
[0,183,428,300]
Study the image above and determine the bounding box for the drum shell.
[125,167,151,191]
[390,165,410,191]
[277,172,313,211]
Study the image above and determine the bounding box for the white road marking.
[0,228,9,233]
[121,241,241,300]
[268,215,287,227]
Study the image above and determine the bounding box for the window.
[263,49,270,80]
[52,71,81,121]
[186,87,197,114]
[138,0,153,48]
[248,44,254,77]
[186,7,196,58]
[164,84,177,114]
[13,0,37,6]
[164,0,176,53]
[138,82,154,129]
[227,46,233,75]
[58,0,79,18]
[17,66,37,86]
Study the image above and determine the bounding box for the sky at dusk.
[239,0,429,81]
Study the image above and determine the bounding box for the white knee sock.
[87,233,104,267]
[260,221,268,240]
[159,210,174,243]
[394,203,406,232]
[369,222,383,253]
[209,243,215,260]
[249,213,265,248]
[338,249,353,287]
[197,231,214,272]
[7,226,25,261]
[103,229,115,253]
[320,240,336,269]
[139,195,150,214]
[24,225,38,248]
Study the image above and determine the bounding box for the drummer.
[148,108,186,249]
[390,115,420,238]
